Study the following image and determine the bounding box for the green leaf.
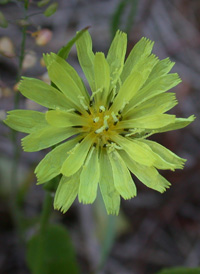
[43,2,58,17]
[0,11,8,28]
[27,224,79,274]
[57,27,89,60]
[155,267,200,274]
[111,0,129,38]
[37,0,50,7]
[111,0,138,37]
[125,0,139,34]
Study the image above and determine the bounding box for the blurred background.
[0,0,199,273]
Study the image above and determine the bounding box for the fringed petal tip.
[157,182,171,194]
[34,171,46,185]
[53,203,68,214]
[78,197,95,205]
[116,29,127,37]
[106,208,120,216]
[140,36,155,49]
[21,137,28,152]
[122,193,137,200]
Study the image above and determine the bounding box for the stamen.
[95,115,109,134]
[110,86,117,102]
[118,100,129,114]
[125,128,143,137]
[138,130,156,140]
[111,112,119,125]
[61,108,75,113]
[91,88,103,100]
[99,105,105,113]
[78,95,89,111]
[93,117,100,123]
[103,115,109,129]
[107,142,122,153]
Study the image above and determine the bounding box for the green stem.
[9,0,29,241]
[40,191,53,234]
[11,0,28,191]
[97,215,116,272]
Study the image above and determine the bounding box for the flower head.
[4,30,195,215]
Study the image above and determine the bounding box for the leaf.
[57,26,89,60]
[27,224,79,274]
[125,0,139,34]
[111,0,129,38]
[37,0,50,7]
[155,267,200,274]
[43,2,58,17]
[0,11,8,28]
[111,0,139,37]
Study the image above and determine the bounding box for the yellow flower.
[4,30,195,215]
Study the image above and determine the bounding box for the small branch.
[40,191,53,234]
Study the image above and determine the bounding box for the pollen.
[79,100,126,148]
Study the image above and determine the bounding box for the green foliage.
[0,11,8,28]
[111,0,139,38]
[37,0,50,7]
[43,2,58,17]
[111,0,128,37]
[57,27,89,60]
[156,267,200,274]
[27,224,79,274]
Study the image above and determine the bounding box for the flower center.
[81,104,124,148]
